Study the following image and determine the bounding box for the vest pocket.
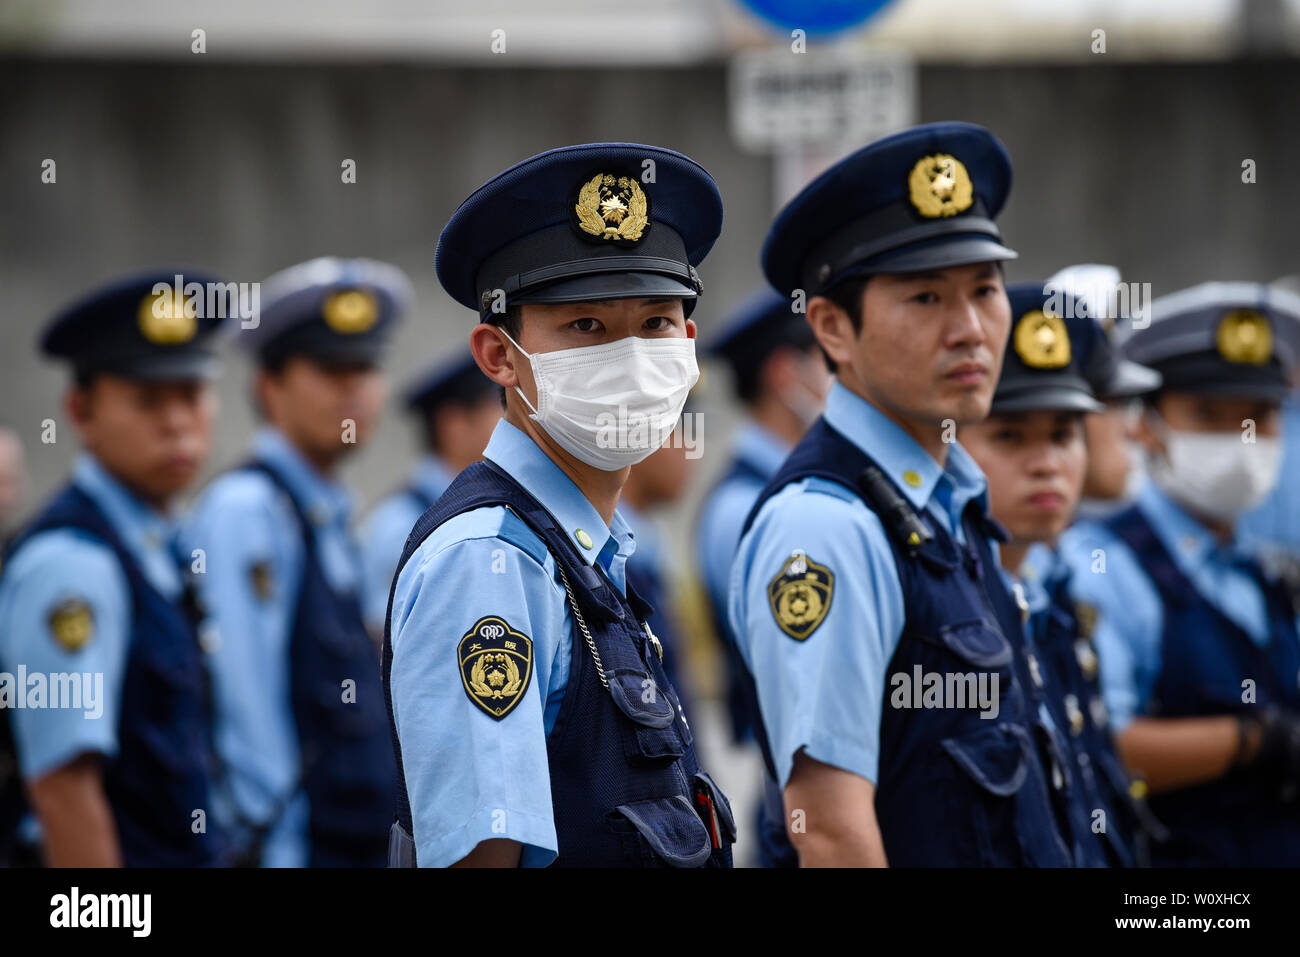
[607,668,688,763]
[692,771,737,849]
[940,724,1031,866]
[934,619,1013,669]
[609,795,713,867]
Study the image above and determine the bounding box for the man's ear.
[64,384,92,429]
[1135,406,1165,459]
[470,324,519,390]
[805,296,857,370]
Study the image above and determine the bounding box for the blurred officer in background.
[0,425,27,551]
[358,353,500,636]
[696,289,830,745]
[732,122,1073,867]
[384,144,735,867]
[959,280,1154,867]
[1045,264,1161,520]
[186,257,404,867]
[619,410,699,704]
[0,271,227,866]
[1069,282,1300,865]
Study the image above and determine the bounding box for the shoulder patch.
[458,616,534,720]
[767,549,835,641]
[249,560,274,601]
[48,598,95,652]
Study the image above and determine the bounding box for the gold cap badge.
[1014,309,1071,369]
[48,598,94,652]
[1216,309,1272,364]
[322,289,379,334]
[138,289,198,345]
[573,173,650,243]
[908,154,974,219]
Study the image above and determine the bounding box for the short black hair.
[817,276,869,374]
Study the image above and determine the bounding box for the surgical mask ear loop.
[497,326,541,417]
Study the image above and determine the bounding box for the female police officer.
[383,144,735,868]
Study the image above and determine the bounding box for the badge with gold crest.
[767,549,835,641]
[1014,309,1071,369]
[458,616,533,720]
[908,154,974,219]
[1216,309,1272,365]
[322,288,379,334]
[48,598,94,652]
[137,288,198,345]
[571,172,650,245]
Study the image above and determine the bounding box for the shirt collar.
[822,379,990,523]
[1138,481,1252,572]
[483,419,631,568]
[254,426,353,528]
[733,421,793,479]
[412,454,455,502]
[72,453,181,594]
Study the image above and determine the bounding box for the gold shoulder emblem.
[458,616,533,720]
[1216,309,1272,364]
[573,173,650,244]
[138,289,198,345]
[1014,309,1071,369]
[767,549,835,641]
[907,154,974,219]
[322,289,379,334]
[48,598,94,652]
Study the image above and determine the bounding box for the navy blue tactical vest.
[382,460,735,868]
[0,484,222,866]
[699,454,768,745]
[241,461,397,867]
[1106,504,1300,866]
[739,419,1074,867]
[1031,574,1138,867]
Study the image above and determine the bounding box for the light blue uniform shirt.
[0,454,182,779]
[1239,393,1300,553]
[696,422,790,621]
[183,426,361,867]
[728,380,991,788]
[358,455,455,632]
[1060,481,1274,732]
[389,418,636,868]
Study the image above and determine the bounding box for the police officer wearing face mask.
[383,144,736,868]
[731,122,1074,867]
[1070,281,1300,866]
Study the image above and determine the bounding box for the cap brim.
[292,339,387,368]
[857,235,1019,277]
[993,385,1104,414]
[101,352,221,383]
[1166,379,1292,403]
[511,270,697,307]
[1101,359,1162,399]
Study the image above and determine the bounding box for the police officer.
[731,122,1074,867]
[959,280,1157,867]
[384,143,735,868]
[620,410,698,702]
[1068,282,1300,866]
[185,257,405,866]
[358,353,500,636]
[696,289,830,746]
[0,271,227,866]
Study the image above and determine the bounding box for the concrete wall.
[1,56,1295,524]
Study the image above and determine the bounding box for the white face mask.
[502,329,699,471]
[1147,422,1282,522]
